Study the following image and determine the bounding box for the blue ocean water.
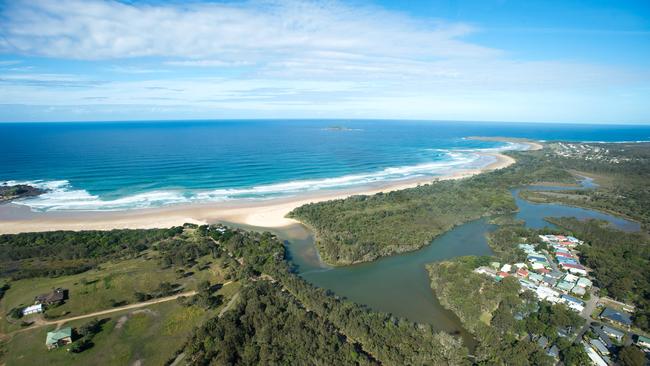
[1,120,649,211]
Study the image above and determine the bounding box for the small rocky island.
[0,184,46,203]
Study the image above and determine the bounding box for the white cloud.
[0,0,648,123]
[0,0,495,61]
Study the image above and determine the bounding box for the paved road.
[573,290,599,343]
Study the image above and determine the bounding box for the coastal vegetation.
[289,147,574,265]
[289,141,650,266]
[1,225,469,365]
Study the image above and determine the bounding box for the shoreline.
[0,143,533,234]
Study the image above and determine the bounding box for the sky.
[0,0,649,123]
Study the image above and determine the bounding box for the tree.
[619,346,646,366]
[560,344,590,366]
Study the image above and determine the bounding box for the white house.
[22,304,43,316]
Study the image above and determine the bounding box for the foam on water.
[4,147,509,212]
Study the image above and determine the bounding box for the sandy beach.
[0,145,531,234]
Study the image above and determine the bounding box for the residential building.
[35,288,67,305]
[600,307,633,327]
[602,326,624,342]
[590,339,610,356]
[635,335,650,350]
[46,327,72,350]
[22,304,43,316]
[583,342,608,366]
[576,277,592,288]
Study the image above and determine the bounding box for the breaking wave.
[4,144,523,212]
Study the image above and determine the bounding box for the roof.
[561,294,584,305]
[537,336,549,348]
[547,345,559,357]
[555,252,574,258]
[637,335,650,343]
[602,325,624,338]
[592,327,613,348]
[590,339,610,355]
[35,288,66,303]
[561,263,585,270]
[528,273,544,282]
[556,281,574,291]
[576,277,592,287]
[23,304,43,313]
[46,327,72,345]
[600,307,632,326]
[527,255,547,262]
[571,286,586,296]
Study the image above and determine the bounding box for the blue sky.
[0,0,648,123]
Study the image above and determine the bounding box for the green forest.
[289,149,574,265]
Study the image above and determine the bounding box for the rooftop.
[46,327,72,346]
[600,307,632,326]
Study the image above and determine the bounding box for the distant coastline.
[0,139,539,234]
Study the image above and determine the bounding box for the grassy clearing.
[0,253,226,334]
[1,300,219,365]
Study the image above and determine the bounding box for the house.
[535,267,550,275]
[519,279,537,290]
[592,326,613,348]
[555,281,574,292]
[474,266,497,277]
[35,288,67,305]
[576,277,593,288]
[556,256,579,265]
[537,336,549,349]
[561,294,584,312]
[547,270,564,279]
[590,338,610,356]
[583,343,608,366]
[600,307,633,327]
[555,252,574,258]
[547,345,559,359]
[514,262,527,269]
[536,286,560,302]
[602,326,624,342]
[22,304,43,316]
[542,275,557,286]
[531,262,546,271]
[563,274,579,283]
[635,335,650,350]
[571,286,586,296]
[527,255,548,263]
[500,264,512,273]
[528,272,544,283]
[516,268,529,278]
[554,246,571,253]
[46,327,72,350]
[497,271,510,278]
[560,263,588,276]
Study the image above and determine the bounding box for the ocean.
[1,120,649,211]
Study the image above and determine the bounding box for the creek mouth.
[271,177,640,349]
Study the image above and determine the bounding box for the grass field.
[0,251,228,334]
[0,276,241,366]
[0,242,242,366]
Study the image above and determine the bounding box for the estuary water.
[279,179,640,342]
